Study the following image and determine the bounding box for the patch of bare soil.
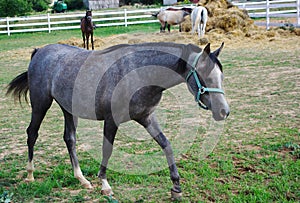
[59,0,299,50]
[59,28,300,52]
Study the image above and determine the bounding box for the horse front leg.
[98,120,118,196]
[91,32,94,50]
[160,21,165,33]
[86,34,90,50]
[167,24,171,32]
[137,114,182,200]
[82,32,86,49]
[62,108,92,189]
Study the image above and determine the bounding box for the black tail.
[6,48,38,104]
[6,72,29,104]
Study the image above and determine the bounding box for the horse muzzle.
[212,103,230,121]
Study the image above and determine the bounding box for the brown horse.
[80,10,94,50]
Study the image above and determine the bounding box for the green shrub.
[0,0,32,17]
[64,0,84,10]
[31,0,50,12]
[124,0,162,5]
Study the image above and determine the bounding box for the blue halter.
[186,52,225,110]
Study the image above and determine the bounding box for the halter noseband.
[186,52,225,110]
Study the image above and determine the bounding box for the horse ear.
[203,43,211,55]
[213,42,224,57]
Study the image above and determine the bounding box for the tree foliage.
[0,0,52,17]
[32,0,51,12]
[0,0,32,17]
[124,0,162,5]
[64,0,84,10]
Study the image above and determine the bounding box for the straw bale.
[59,37,82,47]
[182,0,254,36]
[251,34,266,40]
[292,28,300,36]
[181,16,192,32]
[275,29,292,37]
[199,37,209,45]
[265,30,276,38]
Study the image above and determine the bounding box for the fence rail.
[234,0,300,29]
[0,8,159,36]
[0,0,299,35]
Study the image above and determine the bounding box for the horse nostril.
[220,109,230,118]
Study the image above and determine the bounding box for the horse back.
[28,44,90,112]
[159,10,187,25]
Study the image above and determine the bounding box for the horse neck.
[84,17,93,31]
[143,44,197,89]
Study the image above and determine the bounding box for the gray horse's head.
[186,43,230,121]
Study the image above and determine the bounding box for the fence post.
[124,9,128,27]
[266,0,270,30]
[297,0,300,26]
[47,13,51,33]
[6,17,10,36]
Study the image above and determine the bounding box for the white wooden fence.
[0,8,159,36]
[0,0,299,35]
[234,0,300,29]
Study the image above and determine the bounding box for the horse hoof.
[82,182,93,189]
[171,190,182,201]
[25,178,34,182]
[101,189,114,196]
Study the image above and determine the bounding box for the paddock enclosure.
[0,1,299,201]
[0,28,299,201]
[0,1,300,202]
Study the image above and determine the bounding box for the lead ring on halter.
[200,87,206,94]
[186,52,225,110]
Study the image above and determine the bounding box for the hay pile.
[181,0,255,35]
[59,37,106,49]
[59,0,300,49]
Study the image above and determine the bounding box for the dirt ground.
[59,26,300,53]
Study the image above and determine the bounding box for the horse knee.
[64,132,75,144]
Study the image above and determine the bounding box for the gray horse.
[6,42,229,200]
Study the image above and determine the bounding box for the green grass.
[0,23,158,52]
[0,27,299,202]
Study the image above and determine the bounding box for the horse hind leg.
[191,21,195,34]
[167,24,171,32]
[25,97,53,182]
[201,21,207,37]
[82,32,86,49]
[61,108,92,189]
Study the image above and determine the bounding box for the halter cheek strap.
[186,52,225,110]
